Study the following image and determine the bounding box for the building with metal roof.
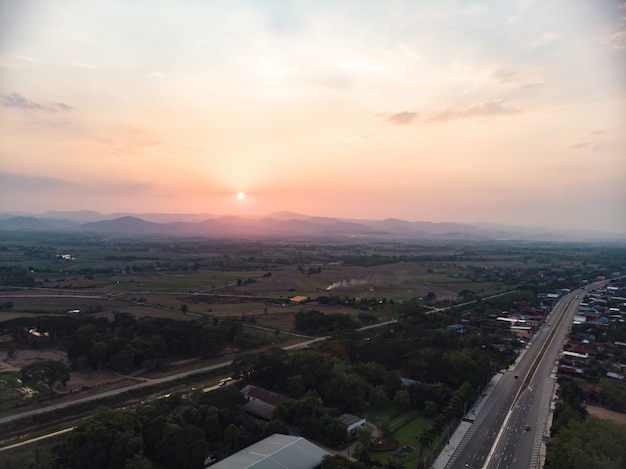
[211,433,330,469]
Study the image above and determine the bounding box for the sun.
[236,192,245,200]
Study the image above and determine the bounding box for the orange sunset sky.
[1,0,625,233]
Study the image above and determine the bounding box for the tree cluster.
[0,265,37,287]
[294,310,360,335]
[546,376,626,469]
[1,312,264,375]
[6,386,271,469]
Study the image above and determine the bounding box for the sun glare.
[237,192,245,200]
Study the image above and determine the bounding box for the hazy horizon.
[1,1,625,233]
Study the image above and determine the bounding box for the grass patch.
[0,372,41,410]
[368,412,432,469]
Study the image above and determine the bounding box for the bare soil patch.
[586,405,626,425]
[1,348,130,394]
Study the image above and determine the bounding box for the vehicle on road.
[218,377,233,386]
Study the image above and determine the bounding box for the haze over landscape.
[1,0,625,234]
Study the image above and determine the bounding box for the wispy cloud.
[570,142,602,153]
[0,171,153,195]
[92,134,165,157]
[0,171,78,191]
[426,99,522,123]
[386,99,522,126]
[64,60,98,70]
[491,68,544,89]
[1,92,72,112]
[388,111,418,125]
[12,54,46,64]
[491,68,519,84]
[611,30,626,49]
[532,32,557,46]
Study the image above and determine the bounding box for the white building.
[339,413,366,436]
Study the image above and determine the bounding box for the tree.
[61,409,144,469]
[368,386,389,408]
[91,341,108,371]
[424,400,437,418]
[263,419,290,437]
[378,419,391,438]
[320,415,348,444]
[224,423,241,450]
[164,424,209,468]
[109,344,138,374]
[354,426,373,463]
[124,452,152,469]
[393,389,411,411]
[546,417,626,469]
[324,373,366,412]
[20,360,70,395]
[418,428,436,461]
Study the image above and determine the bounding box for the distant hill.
[78,216,163,234]
[0,211,623,242]
[0,216,80,231]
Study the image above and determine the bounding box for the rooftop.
[211,433,329,469]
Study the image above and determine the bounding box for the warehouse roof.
[211,433,329,469]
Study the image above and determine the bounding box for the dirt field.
[0,348,129,395]
[586,405,626,425]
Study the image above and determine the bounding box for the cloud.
[532,32,557,46]
[611,30,626,49]
[491,68,544,90]
[521,80,544,89]
[426,99,522,123]
[386,100,522,127]
[0,171,153,195]
[12,55,45,64]
[1,92,72,112]
[91,133,165,157]
[64,60,97,69]
[0,171,78,192]
[388,111,418,125]
[570,142,602,153]
[491,68,518,84]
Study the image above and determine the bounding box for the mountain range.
[0,211,622,242]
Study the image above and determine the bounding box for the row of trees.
[294,310,360,335]
[1,386,273,469]
[2,312,266,375]
[0,265,36,287]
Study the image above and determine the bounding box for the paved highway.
[485,291,586,469]
[446,285,598,469]
[0,360,233,426]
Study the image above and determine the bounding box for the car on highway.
[524,425,531,431]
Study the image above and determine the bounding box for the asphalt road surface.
[484,290,587,469]
[446,285,598,469]
[0,360,233,426]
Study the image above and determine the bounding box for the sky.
[1,0,625,233]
